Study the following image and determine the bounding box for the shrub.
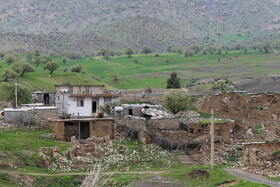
[70,64,82,73]
[163,90,191,114]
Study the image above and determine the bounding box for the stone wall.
[157,130,189,141]
[148,117,180,130]
[119,89,179,104]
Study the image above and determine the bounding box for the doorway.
[92,101,97,113]
[80,122,90,139]
[43,94,50,104]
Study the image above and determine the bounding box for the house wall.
[91,119,114,139]
[68,97,92,116]
[49,121,65,141]
[55,94,69,114]
[147,117,180,130]
[49,119,114,142]
[55,85,104,94]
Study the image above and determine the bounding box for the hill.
[0,0,279,51]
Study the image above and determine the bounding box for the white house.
[55,85,121,116]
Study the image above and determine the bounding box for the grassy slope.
[1,50,279,91]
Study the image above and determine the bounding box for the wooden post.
[211,108,215,169]
[15,79,17,108]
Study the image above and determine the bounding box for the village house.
[55,85,121,116]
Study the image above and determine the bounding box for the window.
[77,98,84,107]
[104,97,111,104]
[57,96,60,101]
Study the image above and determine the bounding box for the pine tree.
[166,72,181,88]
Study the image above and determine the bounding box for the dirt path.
[0,170,166,176]
[95,57,124,67]
[224,168,280,187]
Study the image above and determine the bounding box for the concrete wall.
[68,97,92,116]
[4,109,33,125]
[55,85,105,94]
[55,94,69,114]
[4,107,58,126]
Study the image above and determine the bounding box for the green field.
[1,50,279,91]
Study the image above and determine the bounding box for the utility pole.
[15,79,18,108]
[211,102,215,169]
[210,86,216,170]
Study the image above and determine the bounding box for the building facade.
[55,85,121,116]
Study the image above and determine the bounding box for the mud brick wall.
[49,121,65,141]
[119,89,145,103]
[91,119,114,139]
[147,117,180,130]
[201,93,280,123]
[243,142,280,165]
[125,116,146,129]
[157,130,189,141]
[119,89,179,104]
[34,108,59,120]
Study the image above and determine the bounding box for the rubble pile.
[141,108,174,119]
[200,141,243,165]
[235,142,280,177]
[177,111,200,118]
[39,136,170,172]
[0,121,11,132]
[38,133,56,139]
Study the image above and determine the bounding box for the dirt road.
[224,168,280,187]
[0,170,165,176]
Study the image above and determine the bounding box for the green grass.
[1,49,278,91]
[252,124,264,135]
[0,126,70,173]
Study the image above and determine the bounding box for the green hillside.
[0,0,279,51]
[2,50,280,91]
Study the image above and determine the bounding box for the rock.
[138,130,151,146]
[38,133,56,139]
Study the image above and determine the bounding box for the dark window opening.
[43,94,50,105]
[197,129,202,133]
[128,108,133,116]
[190,128,194,134]
[92,102,97,113]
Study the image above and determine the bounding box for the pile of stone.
[38,133,56,139]
[38,135,169,172]
[141,108,174,119]
[0,121,11,132]
[177,111,200,118]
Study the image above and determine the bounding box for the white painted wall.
[55,94,69,114]
[68,97,92,116]
[99,97,104,107]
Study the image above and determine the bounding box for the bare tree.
[81,164,101,187]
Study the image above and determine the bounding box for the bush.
[70,64,82,73]
[163,90,191,114]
